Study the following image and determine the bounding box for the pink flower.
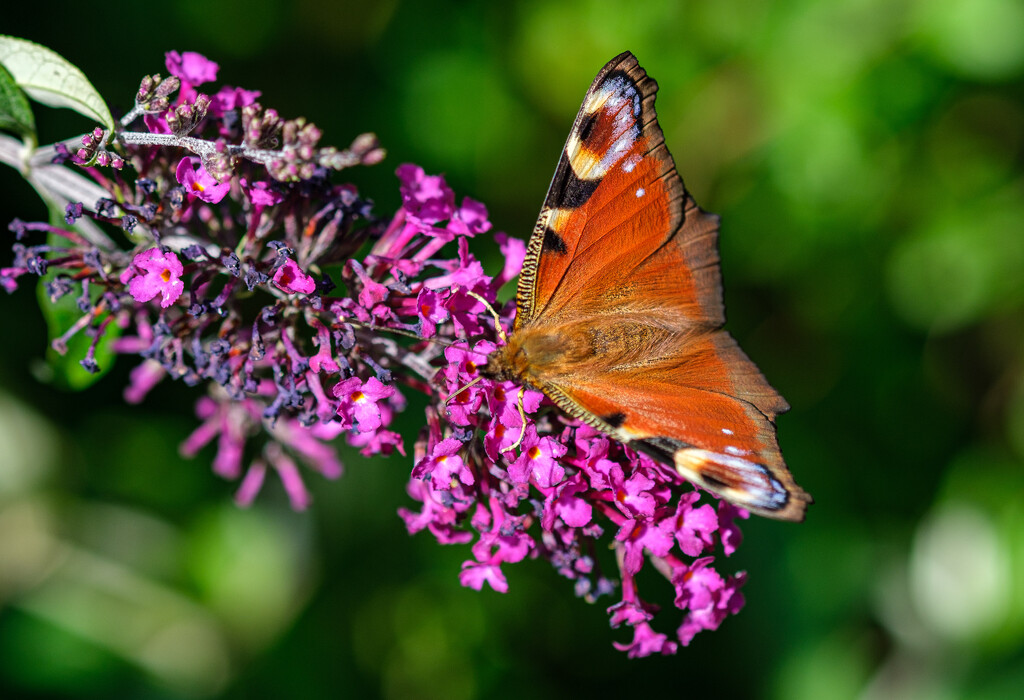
[212,85,261,118]
[307,320,340,374]
[459,497,533,592]
[272,259,317,294]
[493,233,526,289]
[507,427,567,488]
[448,197,492,236]
[613,622,679,658]
[718,502,749,557]
[165,51,219,86]
[541,472,593,530]
[243,178,283,208]
[396,163,455,224]
[398,479,473,544]
[415,288,449,338]
[673,560,746,646]
[176,157,231,203]
[333,376,396,432]
[616,516,674,575]
[412,437,474,488]
[459,557,509,593]
[121,248,185,308]
[663,491,718,557]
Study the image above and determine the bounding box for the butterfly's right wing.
[539,331,811,521]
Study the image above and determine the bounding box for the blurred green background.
[2,0,1024,697]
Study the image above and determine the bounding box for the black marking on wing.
[602,412,627,429]
[578,111,598,142]
[630,436,690,464]
[543,226,568,255]
[549,156,601,209]
[700,473,728,490]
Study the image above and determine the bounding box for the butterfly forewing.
[517,52,723,331]
[499,52,811,521]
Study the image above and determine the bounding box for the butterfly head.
[478,340,521,383]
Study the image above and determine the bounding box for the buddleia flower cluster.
[1,50,748,657]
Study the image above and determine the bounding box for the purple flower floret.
[4,49,751,657]
[272,258,316,294]
[176,157,231,203]
[120,248,185,308]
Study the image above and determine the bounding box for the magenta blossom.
[272,258,316,295]
[412,437,475,488]
[333,377,395,432]
[176,157,231,203]
[120,248,185,308]
[396,163,455,224]
[165,50,218,86]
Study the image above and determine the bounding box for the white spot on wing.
[722,428,734,435]
[622,155,642,173]
[635,188,645,198]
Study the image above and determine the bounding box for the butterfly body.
[483,52,811,522]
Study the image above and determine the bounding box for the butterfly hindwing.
[537,331,810,521]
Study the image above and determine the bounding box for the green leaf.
[35,275,118,390]
[0,61,35,139]
[0,35,114,132]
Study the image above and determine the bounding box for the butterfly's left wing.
[515,51,724,334]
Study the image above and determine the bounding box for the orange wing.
[516,51,723,332]
[510,52,811,521]
[538,332,811,521]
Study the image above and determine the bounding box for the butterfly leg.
[465,290,508,344]
[499,385,527,454]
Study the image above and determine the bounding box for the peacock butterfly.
[481,52,811,521]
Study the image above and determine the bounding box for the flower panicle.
[3,50,749,657]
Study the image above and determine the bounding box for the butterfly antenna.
[499,385,527,454]
[465,290,508,344]
[445,375,483,404]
